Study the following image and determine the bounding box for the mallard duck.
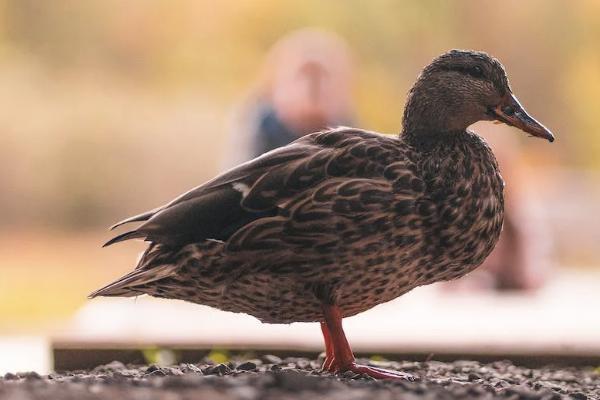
[91,50,554,380]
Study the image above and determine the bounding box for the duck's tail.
[89,243,178,298]
[88,263,179,298]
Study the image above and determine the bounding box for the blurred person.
[224,28,356,166]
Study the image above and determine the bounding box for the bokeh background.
[0,0,599,356]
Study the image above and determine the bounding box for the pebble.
[3,372,19,380]
[571,392,587,400]
[0,358,597,400]
[202,363,231,376]
[468,373,481,381]
[262,354,282,365]
[145,369,167,377]
[19,371,42,380]
[236,361,258,371]
[178,363,202,373]
[145,365,161,373]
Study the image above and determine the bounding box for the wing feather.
[103,128,398,248]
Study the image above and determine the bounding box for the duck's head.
[402,49,554,143]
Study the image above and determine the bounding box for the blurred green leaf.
[142,347,177,366]
[207,348,230,364]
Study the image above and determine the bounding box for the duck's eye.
[469,65,484,78]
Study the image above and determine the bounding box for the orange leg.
[320,322,335,371]
[320,303,415,380]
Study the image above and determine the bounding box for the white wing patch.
[232,182,250,197]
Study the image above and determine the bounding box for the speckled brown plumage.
[91,49,554,379]
[94,127,505,322]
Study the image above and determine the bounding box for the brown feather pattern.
[92,126,504,323]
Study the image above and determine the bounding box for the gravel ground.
[1,357,598,400]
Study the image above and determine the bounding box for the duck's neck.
[400,78,472,146]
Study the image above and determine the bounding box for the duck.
[90,49,554,380]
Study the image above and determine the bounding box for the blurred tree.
[0,0,596,230]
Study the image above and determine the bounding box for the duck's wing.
[104,128,400,248]
[225,177,396,255]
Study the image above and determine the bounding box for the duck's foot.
[319,305,416,380]
[321,359,415,380]
[345,363,416,380]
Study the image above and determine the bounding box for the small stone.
[19,371,41,380]
[179,363,202,373]
[262,354,282,365]
[342,370,359,379]
[145,364,160,373]
[493,379,508,388]
[571,392,588,400]
[145,368,167,377]
[282,357,300,365]
[91,361,126,374]
[202,363,231,376]
[3,372,18,380]
[468,373,481,381]
[453,360,479,370]
[165,367,184,376]
[236,361,257,371]
[103,361,126,370]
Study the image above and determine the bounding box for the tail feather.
[88,263,180,298]
[103,230,145,247]
[109,208,160,231]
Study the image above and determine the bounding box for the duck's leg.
[321,303,415,380]
[320,322,335,371]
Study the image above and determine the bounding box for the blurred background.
[1,0,599,372]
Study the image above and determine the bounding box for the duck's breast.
[415,131,505,284]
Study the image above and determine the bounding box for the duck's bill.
[491,94,555,142]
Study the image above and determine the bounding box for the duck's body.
[92,50,553,379]
[97,128,503,323]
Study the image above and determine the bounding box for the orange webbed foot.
[321,358,416,380]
